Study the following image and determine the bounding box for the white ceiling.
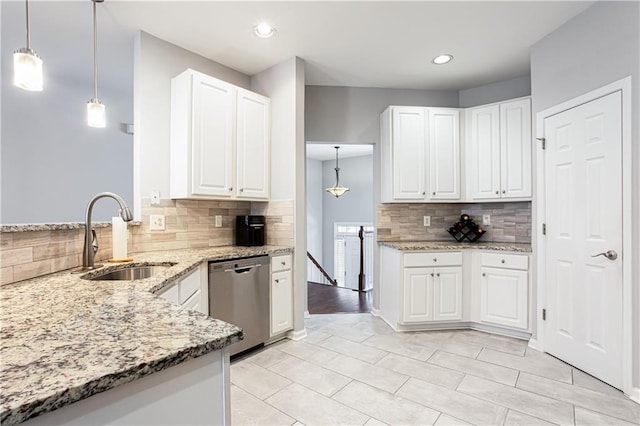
[307,144,373,161]
[2,1,593,92]
[103,0,594,90]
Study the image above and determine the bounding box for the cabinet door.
[433,267,462,321]
[480,267,528,329]
[236,89,270,200]
[191,73,236,197]
[271,270,293,335]
[429,109,460,200]
[500,98,531,199]
[391,107,427,200]
[402,267,433,323]
[158,282,179,305]
[468,105,501,200]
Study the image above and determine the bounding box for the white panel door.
[391,107,427,200]
[480,267,528,329]
[500,98,532,198]
[271,270,293,335]
[191,73,235,197]
[544,91,623,389]
[402,268,433,323]
[429,109,460,200]
[469,105,501,200]
[433,267,462,321]
[236,89,270,200]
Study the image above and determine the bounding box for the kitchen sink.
[83,264,173,281]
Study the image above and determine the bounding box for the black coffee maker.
[235,215,266,246]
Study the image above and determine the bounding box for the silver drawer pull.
[436,273,440,277]
[482,273,486,277]
[433,258,437,262]
[501,259,506,264]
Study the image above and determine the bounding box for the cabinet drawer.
[179,269,201,304]
[481,253,528,270]
[404,252,462,267]
[272,254,292,272]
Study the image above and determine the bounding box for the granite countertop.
[0,222,143,233]
[379,240,532,253]
[0,245,292,426]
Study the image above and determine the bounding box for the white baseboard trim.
[627,387,640,404]
[370,308,381,317]
[304,310,311,319]
[287,328,307,341]
[527,338,541,351]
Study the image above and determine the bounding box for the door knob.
[592,250,618,260]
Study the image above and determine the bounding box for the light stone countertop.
[0,222,144,233]
[0,245,292,426]
[379,240,532,253]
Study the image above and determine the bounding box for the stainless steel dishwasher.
[208,256,270,356]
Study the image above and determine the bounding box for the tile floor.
[230,314,639,426]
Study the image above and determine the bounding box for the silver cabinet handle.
[495,191,499,195]
[430,273,434,277]
[482,273,486,277]
[281,261,286,266]
[433,258,437,262]
[275,279,279,283]
[592,250,618,260]
[239,188,244,192]
[436,273,440,277]
[502,190,506,194]
[432,192,436,195]
[501,259,506,264]
[422,192,426,196]
[229,187,233,191]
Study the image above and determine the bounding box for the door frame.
[534,77,634,399]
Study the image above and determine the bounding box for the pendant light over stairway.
[13,0,43,91]
[326,146,350,198]
[87,0,106,128]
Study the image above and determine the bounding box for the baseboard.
[370,308,381,317]
[304,310,311,319]
[527,338,541,351]
[627,387,640,404]
[287,328,307,341]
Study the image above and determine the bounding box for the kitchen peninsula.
[0,245,292,425]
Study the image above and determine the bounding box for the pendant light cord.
[25,0,31,49]
[92,0,98,99]
[334,146,341,184]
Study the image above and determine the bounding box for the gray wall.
[458,74,531,108]
[322,154,374,277]
[530,0,640,392]
[305,86,458,144]
[135,31,250,214]
[1,1,134,223]
[306,158,323,266]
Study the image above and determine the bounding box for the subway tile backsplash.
[377,202,531,243]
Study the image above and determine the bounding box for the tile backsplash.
[377,202,531,243]
[1,198,295,286]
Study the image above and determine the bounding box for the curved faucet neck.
[83,192,133,269]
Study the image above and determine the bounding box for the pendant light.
[87,0,106,128]
[326,146,350,198]
[13,0,43,91]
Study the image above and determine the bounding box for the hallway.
[307,282,373,314]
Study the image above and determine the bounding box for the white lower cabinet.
[381,246,529,334]
[157,264,208,315]
[270,254,293,336]
[479,253,528,330]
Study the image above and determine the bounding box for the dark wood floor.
[307,282,373,314]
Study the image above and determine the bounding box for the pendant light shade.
[87,0,106,128]
[326,146,350,198]
[13,0,43,91]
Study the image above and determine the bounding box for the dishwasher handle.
[224,264,263,274]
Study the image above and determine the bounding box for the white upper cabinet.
[236,89,271,200]
[467,97,532,201]
[381,106,460,203]
[500,98,532,199]
[429,109,460,200]
[170,69,271,201]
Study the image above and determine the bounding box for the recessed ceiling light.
[254,23,276,38]
[432,54,453,65]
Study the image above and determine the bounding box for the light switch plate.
[150,190,161,206]
[150,215,165,231]
[423,216,431,227]
[215,215,223,228]
[482,214,491,226]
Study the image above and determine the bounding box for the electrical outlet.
[482,214,491,226]
[423,216,431,227]
[150,214,165,230]
[150,190,161,206]
[215,215,223,228]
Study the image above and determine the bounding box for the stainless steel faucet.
[83,192,133,269]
